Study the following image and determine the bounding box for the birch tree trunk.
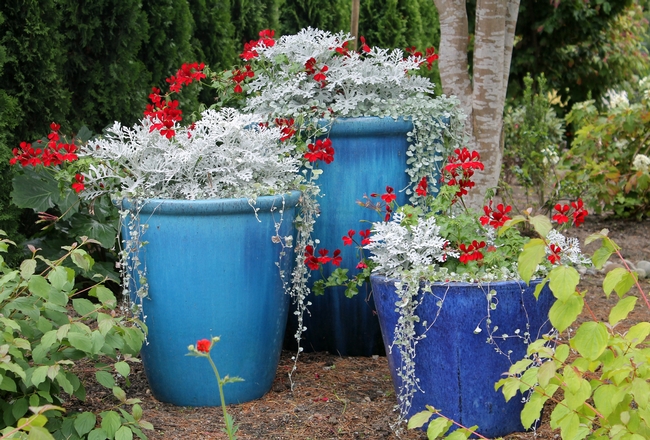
[432,0,519,208]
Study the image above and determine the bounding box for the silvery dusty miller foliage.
[79,107,302,201]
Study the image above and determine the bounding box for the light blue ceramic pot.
[371,275,555,438]
[121,191,300,406]
[288,116,416,356]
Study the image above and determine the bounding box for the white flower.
[602,89,629,109]
[633,154,650,173]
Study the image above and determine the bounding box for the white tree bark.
[433,0,520,208]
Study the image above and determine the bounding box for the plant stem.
[206,353,236,440]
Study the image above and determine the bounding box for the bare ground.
[72,214,650,439]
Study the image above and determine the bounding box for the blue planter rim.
[320,116,413,137]
[118,190,301,216]
[370,274,540,289]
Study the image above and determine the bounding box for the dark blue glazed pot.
[371,275,555,438]
[289,116,415,356]
[121,191,300,406]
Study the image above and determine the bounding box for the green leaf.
[56,371,74,395]
[73,298,98,317]
[69,214,118,249]
[538,360,557,387]
[408,410,433,429]
[122,327,144,354]
[113,386,127,403]
[12,397,28,420]
[68,332,93,353]
[571,322,609,361]
[93,286,117,309]
[609,296,637,326]
[549,294,584,332]
[591,246,613,269]
[625,322,650,347]
[28,276,52,299]
[603,267,636,298]
[529,214,552,238]
[521,392,546,428]
[88,427,109,440]
[48,266,74,292]
[564,378,592,410]
[100,411,121,438]
[132,404,143,421]
[549,266,580,302]
[74,412,97,437]
[26,425,55,440]
[20,259,37,280]
[426,417,452,439]
[114,362,130,378]
[31,366,50,387]
[518,238,547,282]
[96,371,115,388]
[115,426,133,440]
[11,167,60,211]
[71,250,93,272]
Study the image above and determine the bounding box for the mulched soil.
[71,214,650,439]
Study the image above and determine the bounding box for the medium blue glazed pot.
[289,116,415,356]
[121,191,300,406]
[371,275,555,438]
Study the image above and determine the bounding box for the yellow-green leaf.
[571,322,609,361]
[549,294,584,333]
[549,266,580,302]
[518,239,547,282]
[408,410,432,429]
[529,214,552,238]
[609,296,637,326]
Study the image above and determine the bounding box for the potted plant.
[59,65,306,407]
[217,27,467,356]
[322,147,590,437]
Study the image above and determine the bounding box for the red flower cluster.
[240,29,275,60]
[415,176,427,197]
[405,47,439,70]
[304,245,341,270]
[342,229,371,247]
[304,138,334,164]
[359,36,371,54]
[144,89,183,139]
[458,240,486,264]
[480,201,512,228]
[274,118,296,141]
[10,123,79,167]
[552,199,588,227]
[232,64,254,93]
[335,41,351,57]
[305,57,328,88]
[548,244,562,264]
[166,62,206,93]
[72,174,85,193]
[196,339,211,353]
[442,148,485,199]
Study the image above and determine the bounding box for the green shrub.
[0,233,149,439]
[563,77,650,218]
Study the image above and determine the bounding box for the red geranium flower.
[71,174,85,193]
[480,201,512,228]
[381,186,396,204]
[415,176,427,197]
[548,244,562,264]
[196,339,211,353]
[552,203,570,224]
